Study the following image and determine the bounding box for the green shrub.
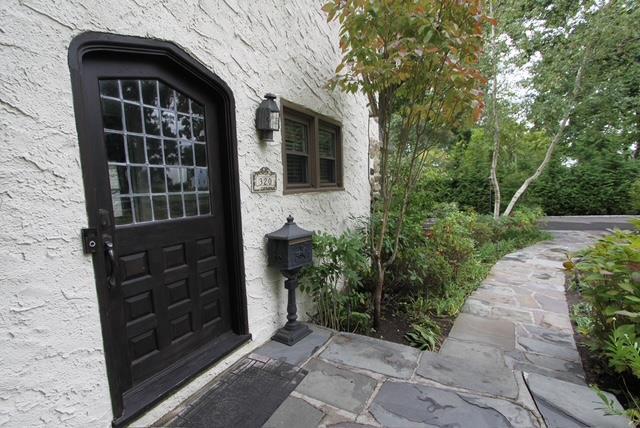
[299,230,371,332]
[570,223,640,405]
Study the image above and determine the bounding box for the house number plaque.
[251,167,277,193]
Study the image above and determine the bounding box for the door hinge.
[81,228,98,254]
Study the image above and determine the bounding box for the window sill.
[283,186,344,195]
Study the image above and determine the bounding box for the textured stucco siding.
[0,1,371,426]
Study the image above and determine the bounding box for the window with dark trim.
[282,102,343,193]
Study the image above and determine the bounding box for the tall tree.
[323,0,487,328]
[485,0,633,216]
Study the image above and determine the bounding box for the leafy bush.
[570,222,640,419]
[573,225,640,355]
[299,230,371,332]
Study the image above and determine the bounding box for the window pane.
[134,196,152,222]
[192,116,205,141]
[286,154,308,184]
[124,103,143,133]
[166,167,182,192]
[101,98,122,130]
[105,133,125,163]
[164,140,179,165]
[121,80,140,102]
[178,114,191,139]
[99,80,119,98]
[184,194,198,217]
[150,167,166,193]
[143,107,161,135]
[320,159,336,184]
[169,194,183,218]
[113,196,133,225]
[183,168,195,192]
[161,110,177,138]
[196,168,208,191]
[127,135,145,164]
[159,82,175,109]
[152,195,168,220]
[198,193,210,215]
[194,143,206,167]
[130,166,149,193]
[284,119,308,153]
[319,127,336,158]
[109,165,129,195]
[141,80,158,106]
[180,141,194,166]
[146,138,163,164]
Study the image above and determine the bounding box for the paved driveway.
[542,215,636,231]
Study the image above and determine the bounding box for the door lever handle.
[104,236,119,288]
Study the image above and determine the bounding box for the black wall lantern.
[266,215,313,345]
[256,93,280,142]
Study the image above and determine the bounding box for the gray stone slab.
[370,381,513,428]
[254,324,332,366]
[448,313,515,351]
[419,341,519,398]
[534,294,568,314]
[320,333,419,379]
[518,337,581,362]
[517,324,575,347]
[263,397,325,428]
[525,373,629,428]
[504,351,585,385]
[296,358,376,413]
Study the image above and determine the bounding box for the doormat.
[153,355,307,428]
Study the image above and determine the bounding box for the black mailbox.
[266,215,313,271]
[265,215,313,345]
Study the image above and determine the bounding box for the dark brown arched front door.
[69,33,249,427]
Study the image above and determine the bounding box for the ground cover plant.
[566,220,640,424]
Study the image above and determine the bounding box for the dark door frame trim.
[68,32,250,425]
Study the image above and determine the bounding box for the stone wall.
[0,1,371,426]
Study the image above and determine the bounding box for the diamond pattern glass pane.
[99,79,211,224]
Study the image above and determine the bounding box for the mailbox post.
[266,215,313,345]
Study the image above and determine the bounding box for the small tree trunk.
[373,259,384,329]
[488,0,501,219]
[502,44,590,217]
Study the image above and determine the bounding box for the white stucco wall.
[0,1,371,426]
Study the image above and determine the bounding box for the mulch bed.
[368,291,454,351]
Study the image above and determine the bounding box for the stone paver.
[525,373,629,428]
[254,324,332,366]
[448,313,515,350]
[320,333,419,379]
[263,397,325,428]
[295,358,376,413]
[422,339,519,398]
[369,381,516,428]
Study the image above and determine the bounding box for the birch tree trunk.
[502,46,590,217]
[488,0,501,219]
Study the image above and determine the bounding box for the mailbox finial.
[287,215,294,224]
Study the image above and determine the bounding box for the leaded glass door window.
[100,79,211,225]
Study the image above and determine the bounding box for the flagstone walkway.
[255,231,630,428]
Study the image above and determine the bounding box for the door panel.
[70,38,249,426]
